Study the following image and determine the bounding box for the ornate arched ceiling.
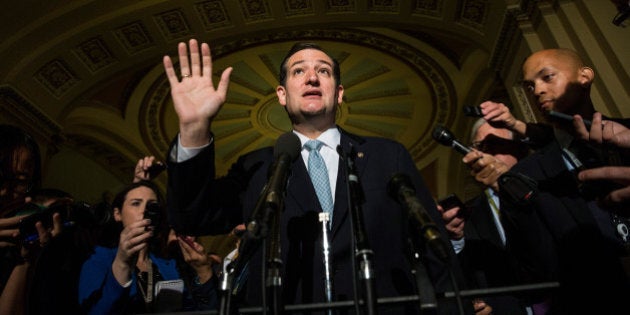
[0,0,523,200]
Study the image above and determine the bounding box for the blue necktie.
[305,140,334,224]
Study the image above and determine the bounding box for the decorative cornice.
[138,28,457,168]
[0,85,62,142]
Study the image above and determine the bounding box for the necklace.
[137,259,153,304]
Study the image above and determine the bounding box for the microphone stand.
[319,212,334,315]
[218,263,235,315]
[337,145,378,315]
[219,185,270,315]
[409,250,438,315]
[265,198,284,315]
[220,179,278,315]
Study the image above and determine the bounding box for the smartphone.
[438,194,470,219]
[177,234,196,248]
[146,162,166,178]
[143,202,162,231]
[463,106,484,117]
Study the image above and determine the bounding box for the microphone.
[265,132,302,209]
[613,2,630,26]
[387,173,450,262]
[498,171,538,208]
[432,125,471,155]
[245,132,301,238]
[231,132,301,280]
[547,110,592,129]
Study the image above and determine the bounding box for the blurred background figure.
[0,124,60,315]
[0,124,41,216]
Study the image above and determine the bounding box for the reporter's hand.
[579,166,630,215]
[472,299,493,315]
[178,235,221,284]
[574,112,630,148]
[111,218,152,286]
[133,156,164,182]
[17,212,64,264]
[480,101,518,130]
[436,204,465,240]
[0,215,23,247]
[34,212,63,246]
[463,150,510,191]
[115,219,152,266]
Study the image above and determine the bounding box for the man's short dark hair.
[278,42,341,86]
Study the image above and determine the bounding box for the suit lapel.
[473,196,505,249]
[286,154,320,214]
[331,130,367,237]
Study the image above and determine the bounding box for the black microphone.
[547,110,592,129]
[387,173,450,262]
[246,132,301,237]
[498,171,538,208]
[432,125,471,155]
[228,132,301,295]
[613,3,630,26]
[265,132,302,209]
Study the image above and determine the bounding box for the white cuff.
[450,238,465,254]
[121,279,133,288]
[171,134,213,163]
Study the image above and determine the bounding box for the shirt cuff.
[171,134,213,163]
[120,279,133,288]
[450,238,465,254]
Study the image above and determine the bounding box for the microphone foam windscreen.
[387,172,414,201]
[432,125,454,146]
[274,132,302,161]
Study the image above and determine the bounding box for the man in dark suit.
[162,39,479,314]
[462,48,630,314]
[439,119,531,314]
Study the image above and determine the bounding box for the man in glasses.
[438,118,532,314]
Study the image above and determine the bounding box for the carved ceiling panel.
[134,28,458,177]
[0,0,521,199]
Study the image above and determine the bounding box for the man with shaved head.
[463,48,630,314]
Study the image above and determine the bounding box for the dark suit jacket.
[167,128,470,314]
[459,194,527,315]
[500,138,630,314]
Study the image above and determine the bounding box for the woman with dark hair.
[0,124,59,315]
[78,180,218,314]
[0,124,41,217]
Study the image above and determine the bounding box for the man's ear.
[336,85,344,106]
[276,85,286,106]
[579,67,594,86]
[113,207,122,222]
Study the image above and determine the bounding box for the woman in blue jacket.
[78,180,218,314]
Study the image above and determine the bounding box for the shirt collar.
[294,127,341,151]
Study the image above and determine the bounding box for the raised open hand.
[162,39,233,147]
